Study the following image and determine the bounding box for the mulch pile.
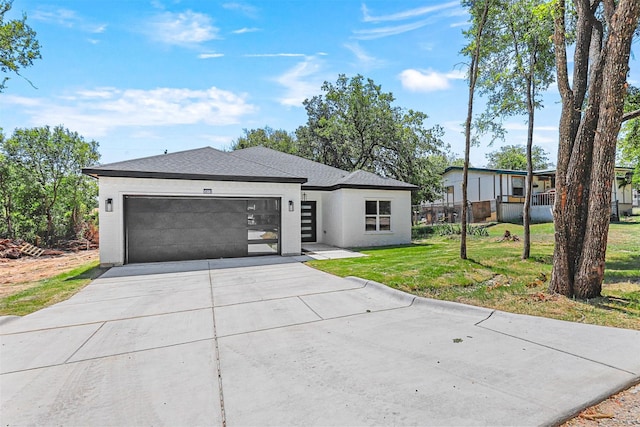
[0,238,98,259]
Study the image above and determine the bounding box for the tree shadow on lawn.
[605,254,640,272]
[581,295,640,317]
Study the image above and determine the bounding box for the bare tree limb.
[622,108,640,122]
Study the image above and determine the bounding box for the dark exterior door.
[301,201,317,243]
[124,196,279,264]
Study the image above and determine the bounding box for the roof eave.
[302,183,416,191]
[81,168,307,184]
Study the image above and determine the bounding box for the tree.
[230,127,300,154]
[475,0,555,259]
[296,74,446,203]
[2,126,100,245]
[460,0,496,260]
[0,0,41,92]
[486,144,550,170]
[618,85,640,188]
[549,0,640,298]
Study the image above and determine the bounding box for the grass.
[0,260,104,316]
[310,219,640,330]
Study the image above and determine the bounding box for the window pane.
[379,216,391,230]
[365,216,377,231]
[365,200,377,215]
[379,201,391,215]
[512,177,524,188]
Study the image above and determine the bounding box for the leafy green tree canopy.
[230,127,299,154]
[486,144,549,170]
[1,126,100,244]
[618,85,640,188]
[296,74,447,203]
[0,0,41,92]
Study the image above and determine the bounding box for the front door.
[301,201,317,243]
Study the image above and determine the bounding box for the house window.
[366,200,391,231]
[512,176,525,196]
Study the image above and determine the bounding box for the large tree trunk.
[549,0,639,298]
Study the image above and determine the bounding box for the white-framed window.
[512,176,525,196]
[365,200,391,231]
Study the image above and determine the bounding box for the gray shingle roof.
[83,147,307,183]
[232,146,416,190]
[83,145,416,190]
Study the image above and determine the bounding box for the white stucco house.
[423,166,634,223]
[83,146,416,266]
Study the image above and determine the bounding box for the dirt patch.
[0,250,99,298]
[561,383,640,427]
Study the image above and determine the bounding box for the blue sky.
[2,1,638,166]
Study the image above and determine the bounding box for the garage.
[125,196,280,264]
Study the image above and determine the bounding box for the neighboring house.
[422,166,633,223]
[83,146,415,266]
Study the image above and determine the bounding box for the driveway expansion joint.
[209,263,227,427]
[476,324,639,375]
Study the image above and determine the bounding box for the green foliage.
[433,223,490,237]
[1,126,100,244]
[486,144,550,170]
[296,74,448,203]
[230,126,299,154]
[618,85,640,188]
[0,0,41,92]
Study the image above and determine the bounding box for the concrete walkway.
[1,256,639,426]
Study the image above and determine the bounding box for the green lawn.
[0,261,103,316]
[309,220,640,330]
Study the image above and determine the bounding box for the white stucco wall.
[98,176,302,265]
[322,188,412,248]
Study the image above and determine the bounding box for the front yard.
[309,220,640,331]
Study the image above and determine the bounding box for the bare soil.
[0,250,99,298]
[561,383,640,426]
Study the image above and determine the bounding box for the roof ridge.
[227,147,304,178]
[94,146,221,168]
[235,146,351,175]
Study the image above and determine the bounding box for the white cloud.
[232,27,260,34]
[32,7,106,33]
[353,19,433,40]
[147,11,220,46]
[399,69,465,92]
[198,52,225,59]
[344,42,384,69]
[6,87,256,137]
[244,53,306,57]
[361,1,460,23]
[275,57,325,107]
[222,2,259,19]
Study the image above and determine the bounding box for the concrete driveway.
[2,256,639,426]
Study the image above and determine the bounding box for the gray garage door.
[125,196,280,264]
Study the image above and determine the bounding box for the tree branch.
[622,108,640,122]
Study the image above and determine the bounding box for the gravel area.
[562,383,640,426]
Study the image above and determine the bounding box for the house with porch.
[421,166,634,224]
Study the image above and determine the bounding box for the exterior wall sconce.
[105,198,113,212]
[288,200,294,212]
[302,192,307,201]
[203,188,212,194]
